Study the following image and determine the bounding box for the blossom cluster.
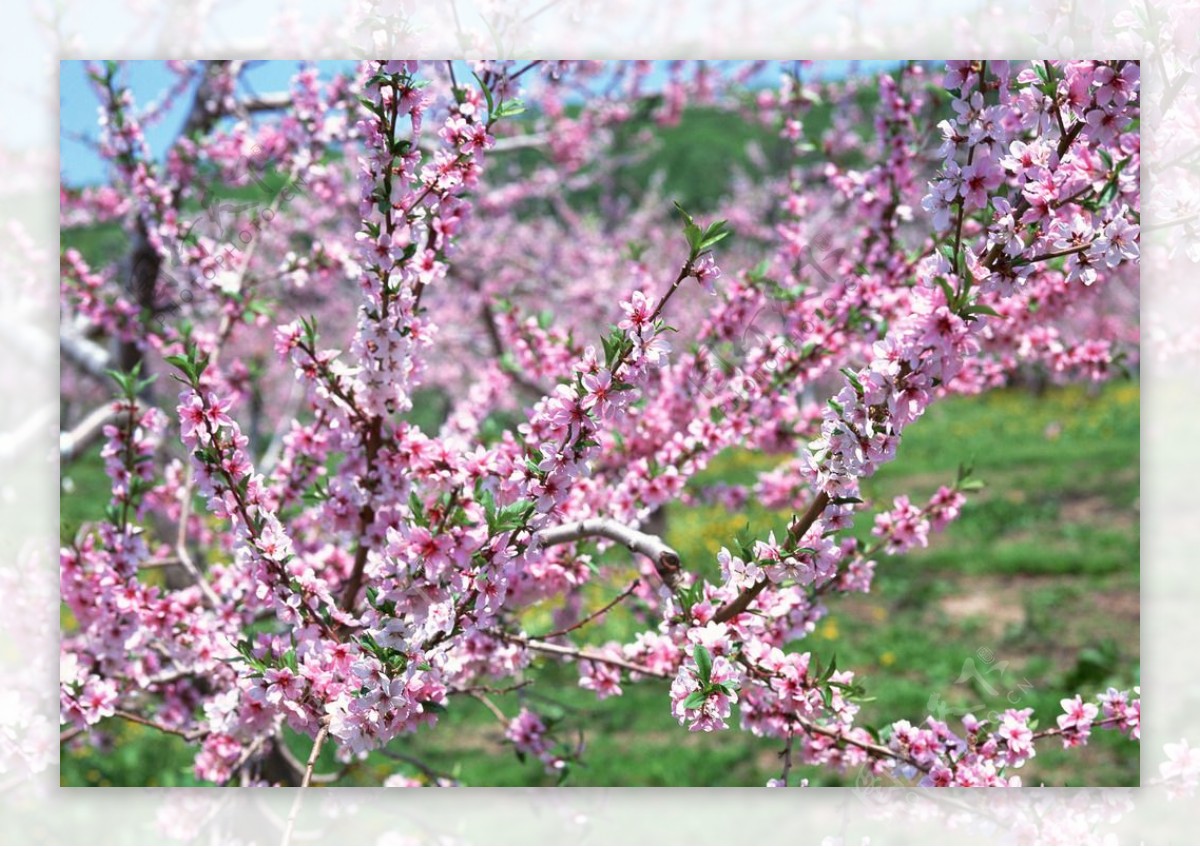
[886,687,1140,786]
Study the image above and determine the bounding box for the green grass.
[61,381,1139,787]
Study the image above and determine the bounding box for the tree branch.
[112,709,204,742]
[241,91,291,113]
[480,301,554,398]
[274,727,339,786]
[60,324,112,382]
[537,517,683,589]
[712,491,831,623]
[300,725,329,788]
[60,401,132,463]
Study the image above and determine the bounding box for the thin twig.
[471,692,509,724]
[233,735,266,786]
[280,724,331,846]
[778,729,795,786]
[792,713,915,769]
[300,724,329,789]
[113,709,204,742]
[275,729,340,785]
[450,680,533,697]
[1044,61,1068,140]
[1031,713,1130,742]
[509,60,543,83]
[379,748,457,784]
[175,461,221,607]
[1011,241,1095,266]
[535,580,641,640]
[490,631,671,679]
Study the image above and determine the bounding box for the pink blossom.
[1056,695,1099,748]
[690,253,721,293]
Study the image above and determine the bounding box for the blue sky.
[60,60,356,185]
[60,59,903,186]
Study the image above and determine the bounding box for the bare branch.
[300,725,329,789]
[60,324,112,382]
[537,517,683,589]
[480,301,554,398]
[60,401,128,463]
[281,724,331,847]
[113,709,204,742]
[490,131,550,153]
[241,91,292,113]
[274,728,339,786]
[470,692,509,724]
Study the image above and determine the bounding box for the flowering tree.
[60,59,1139,787]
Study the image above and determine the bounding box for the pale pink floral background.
[1,0,1197,843]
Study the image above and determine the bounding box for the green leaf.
[682,690,709,710]
[473,72,496,119]
[747,259,772,283]
[699,220,731,251]
[733,523,756,560]
[673,201,705,253]
[933,275,956,306]
[164,354,192,376]
[694,644,713,685]
[494,98,526,119]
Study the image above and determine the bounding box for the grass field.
[61,380,1140,787]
